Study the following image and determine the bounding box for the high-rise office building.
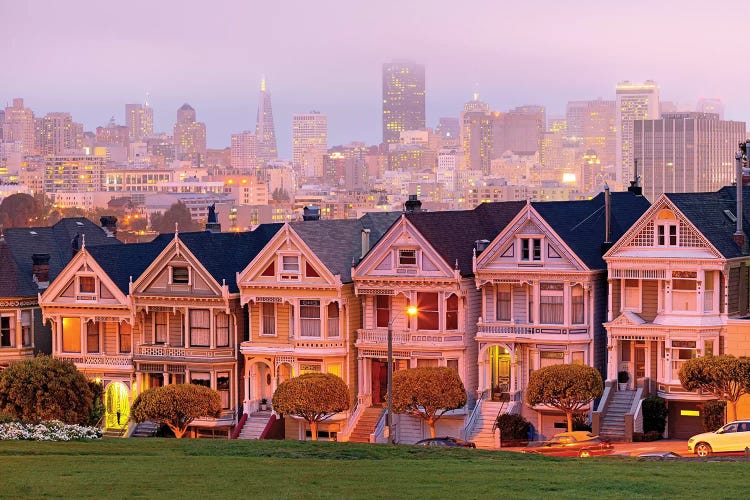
[461,110,493,174]
[255,77,278,165]
[126,103,154,140]
[616,80,659,187]
[173,103,207,163]
[35,112,83,155]
[382,60,426,144]
[3,98,35,154]
[463,92,490,113]
[697,98,725,120]
[230,132,258,171]
[502,105,545,154]
[95,118,129,148]
[567,99,616,166]
[292,112,327,178]
[435,117,460,143]
[633,112,745,201]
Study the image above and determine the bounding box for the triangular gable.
[237,224,337,286]
[39,248,129,307]
[606,311,647,327]
[354,216,455,278]
[476,205,586,271]
[132,236,224,296]
[604,196,722,259]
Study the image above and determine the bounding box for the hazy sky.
[2,0,747,157]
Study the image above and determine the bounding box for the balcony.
[476,322,590,342]
[135,344,235,362]
[356,329,464,347]
[56,353,133,369]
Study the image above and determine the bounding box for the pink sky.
[2,0,746,156]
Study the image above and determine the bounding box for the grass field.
[0,438,747,499]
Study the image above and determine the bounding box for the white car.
[687,420,750,457]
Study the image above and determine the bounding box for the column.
[80,320,86,355]
[697,269,705,314]
[209,309,216,349]
[532,281,539,324]
[607,279,613,322]
[135,372,143,397]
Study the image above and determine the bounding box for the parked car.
[687,420,750,457]
[523,431,614,457]
[415,437,476,448]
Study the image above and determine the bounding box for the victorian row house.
[0,217,119,368]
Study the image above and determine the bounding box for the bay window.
[540,283,564,324]
[417,292,439,330]
[540,351,565,368]
[261,303,276,336]
[446,294,459,330]
[119,323,132,353]
[496,285,511,321]
[189,309,210,347]
[300,300,321,338]
[216,312,230,347]
[327,303,340,338]
[572,285,584,324]
[154,312,168,344]
[61,317,81,352]
[217,372,231,409]
[190,372,211,387]
[672,272,697,311]
[86,322,100,353]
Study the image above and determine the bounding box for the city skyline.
[3,0,748,156]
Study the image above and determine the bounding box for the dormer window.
[657,224,678,246]
[520,238,542,262]
[282,256,300,273]
[78,276,95,294]
[172,266,189,284]
[398,249,417,266]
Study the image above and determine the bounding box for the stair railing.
[338,399,362,442]
[371,409,387,443]
[463,397,483,440]
[632,397,645,434]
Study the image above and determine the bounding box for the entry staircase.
[599,390,637,441]
[236,410,274,440]
[347,407,384,443]
[465,401,508,449]
[102,427,127,438]
[131,420,159,438]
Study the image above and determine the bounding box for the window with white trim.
[86,322,100,353]
[154,312,168,344]
[375,295,391,328]
[398,249,417,266]
[496,285,511,321]
[119,323,132,353]
[217,372,231,409]
[282,256,300,273]
[300,300,321,338]
[62,317,81,352]
[327,303,340,338]
[572,285,584,324]
[520,238,542,262]
[20,310,32,347]
[539,283,564,324]
[539,351,565,368]
[189,309,210,347]
[216,312,230,347]
[261,303,276,336]
[171,266,189,284]
[446,294,459,330]
[657,224,678,246]
[0,316,14,348]
[79,276,96,294]
[416,292,439,331]
[623,279,641,311]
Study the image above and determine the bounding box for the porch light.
[387,305,418,444]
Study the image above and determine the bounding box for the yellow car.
[687,421,750,457]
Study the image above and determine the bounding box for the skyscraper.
[126,103,154,140]
[616,80,659,187]
[697,98,725,120]
[633,112,745,201]
[231,131,258,171]
[255,77,278,165]
[382,60,426,144]
[3,98,35,154]
[173,103,207,163]
[35,112,83,155]
[567,99,616,166]
[292,112,328,178]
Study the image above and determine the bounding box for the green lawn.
[0,438,746,499]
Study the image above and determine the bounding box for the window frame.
[260,302,277,337]
[216,312,230,347]
[397,249,417,267]
[519,237,542,262]
[154,312,168,344]
[656,223,678,247]
[0,316,14,348]
[446,294,459,330]
[171,266,190,285]
[496,285,511,321]
[299,300,322,338]
[539,283,564,325]
[189,309,211,347]
[78,275,96,295]
[86,321,100,353]
[416,292,440,331]
[375,295,391,328]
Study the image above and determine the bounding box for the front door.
[105,382,130,429]
[371,360,387,405]
[634,344,646,387]
[488,346,511,401]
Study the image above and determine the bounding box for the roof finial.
[81,233,86,249]
[175,222,179,238]
[455,258,459,270]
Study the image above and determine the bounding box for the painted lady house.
[601,185,750,439]
[351,198,525,445]
[471,188,649,441]
[236,211,398,441]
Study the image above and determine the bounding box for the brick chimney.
[404,194,422,213]
[205,204,221,233]
[32,253,50,288]
[303,206,320,221]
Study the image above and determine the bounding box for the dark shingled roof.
[291,212,401,283]
[88,224,283,294]
[532,191,651,269]
[1,218,120,298]
[405,201,527,276]
[666,186,750,259]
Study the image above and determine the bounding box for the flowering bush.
[0,420,102,441]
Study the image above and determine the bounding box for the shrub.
[642,396,668,435]
[618,371,629,384]
[679,355,750,422]
[131,384,222,439]
[495,413,531,442]
[88,380,105,427]
[571,412,592,432]
[0,421,102,441]
[701,400,726,432]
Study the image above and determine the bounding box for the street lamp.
[387,304,417,444]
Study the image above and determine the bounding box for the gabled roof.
[88,224,283,294]
[665,186,750,259]
[405,201,527,276]
[532,191,651,269]
[290,212,400,283]
[1,218,120,298]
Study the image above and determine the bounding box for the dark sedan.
[415,437,476,448]
[523,431,614,457]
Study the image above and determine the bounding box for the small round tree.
[392,367,467,438]
[0,356,94,424]
[130,384,222,439]
[526,364,603,433]
[679,355,750,423]
[272,373,350,441]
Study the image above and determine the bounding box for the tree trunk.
[429,418,436,438]
[728,400,738,423]
[310,420,318,441]
[172,425,186,439]
[566,412,573,433]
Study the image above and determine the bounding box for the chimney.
[475,239,490,253]
[32,253,50,288]
[303,206,320,221]
[361,229,371,258]
[601,184,614,255]
[205,204,221,233]
[71,233,82,254]
[404,194,422,213]
[100,215,118,238]
[627,158,643,196]
[734,148,746,250]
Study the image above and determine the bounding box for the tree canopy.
[130,384,222,439]
[391,367,467,438]
[272,373,350,440]
[679,355,750,423]
[0,193,42,228]
[150,202,200,233]
[0,356,94,424]
[526,364,603,432]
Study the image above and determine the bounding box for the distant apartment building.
[44,155,106,193]
[103,167,174,192]
[292,112,328,178]
[634,112,745,201]
[95,119,129,149]
[616,81,659,188]
[35,112,83,155]
[382,60,426,144]
[173,103,207,163]
[566,99,616,166]
[230,131,258,170]
[3,98,35,154]
[125,103,154,140]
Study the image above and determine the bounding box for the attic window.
[398,249,417,266]
[172,266,189,284]
[79,276,95,294]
